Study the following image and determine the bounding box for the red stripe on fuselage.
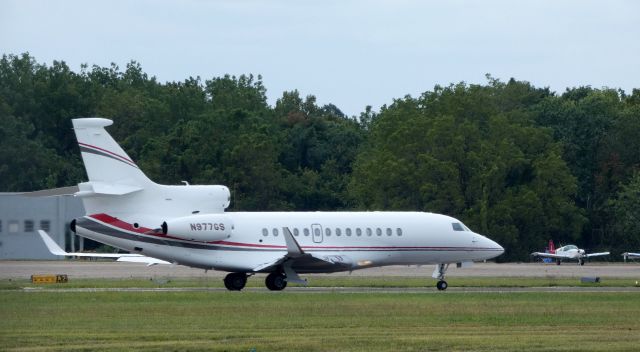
[88,213,286,247]
[90,213,152,233]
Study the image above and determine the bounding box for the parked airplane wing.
[115,256,172,266]
[622,252,640,260]
[21,186,80,197]
[585,251,610,258]
[531,251,566,259]
[38,230,170,265]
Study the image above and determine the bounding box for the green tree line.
[2,53,639,260]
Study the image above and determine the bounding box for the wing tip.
[282,227,304,256]
[37,230,68,256]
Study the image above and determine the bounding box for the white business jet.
[38,117,504,291]
[531,242,609,265]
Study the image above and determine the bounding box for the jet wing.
[252,228,352,283]
[585,251,610,258]
[38,230,170,266]
[21,186,79,197]
[531,252,567,259]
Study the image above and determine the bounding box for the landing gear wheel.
[556,259,562,266]
[224,273,247,291]
[436,280,448,291]
[265,272,287,291]
[579,259,585,266]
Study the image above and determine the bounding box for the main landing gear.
[223,271,287,291]
[265,271,287,291]
[223,272,248,291]
[222,270,296,291]
[433,263,449,291]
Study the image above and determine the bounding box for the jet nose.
[486,237,504,255]
[477,234,504,257]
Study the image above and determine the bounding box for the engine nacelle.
[161,214,233,242]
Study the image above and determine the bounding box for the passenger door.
[311,223,323,243]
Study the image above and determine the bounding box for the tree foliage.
[1,53,639,260]
[349,80,585,260]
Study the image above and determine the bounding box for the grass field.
[1,281,640,351]
[2,275,640,290]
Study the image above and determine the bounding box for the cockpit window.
[452,223,465,231]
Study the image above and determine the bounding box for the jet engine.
[161,214,233,242]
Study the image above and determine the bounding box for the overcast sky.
[1,0,639,116]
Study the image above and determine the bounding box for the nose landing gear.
[433,263,450,291]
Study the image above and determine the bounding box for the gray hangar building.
[0,194,84,259]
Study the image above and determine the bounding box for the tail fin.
[548,240,555,254]
[72,118,152,188]
[72,117,230,217]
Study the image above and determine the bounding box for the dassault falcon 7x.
[531,241,609,266]
[37,118,504,291]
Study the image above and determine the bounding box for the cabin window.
[314,228,321,237]
[386,228,392,236]
[346,228,352,236]
[325,228,331,236]
[356,228,362,236]
[24,220,34,233]
[376,228,382,236]
[273,228,279,236]
[452,223,464,231]
[397,228,403,236]
[304,228,310,236]
[8,220,18,233]
[262,228,268,236]
[366,228,372,236]
[293,228,299,236]
[40,220,51,232]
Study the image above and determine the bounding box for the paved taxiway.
[4,261,639,293]
[1,260,639,279]
[19,286,640,293]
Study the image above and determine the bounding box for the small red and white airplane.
[531,240,609,265]
[37,117,504,291]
